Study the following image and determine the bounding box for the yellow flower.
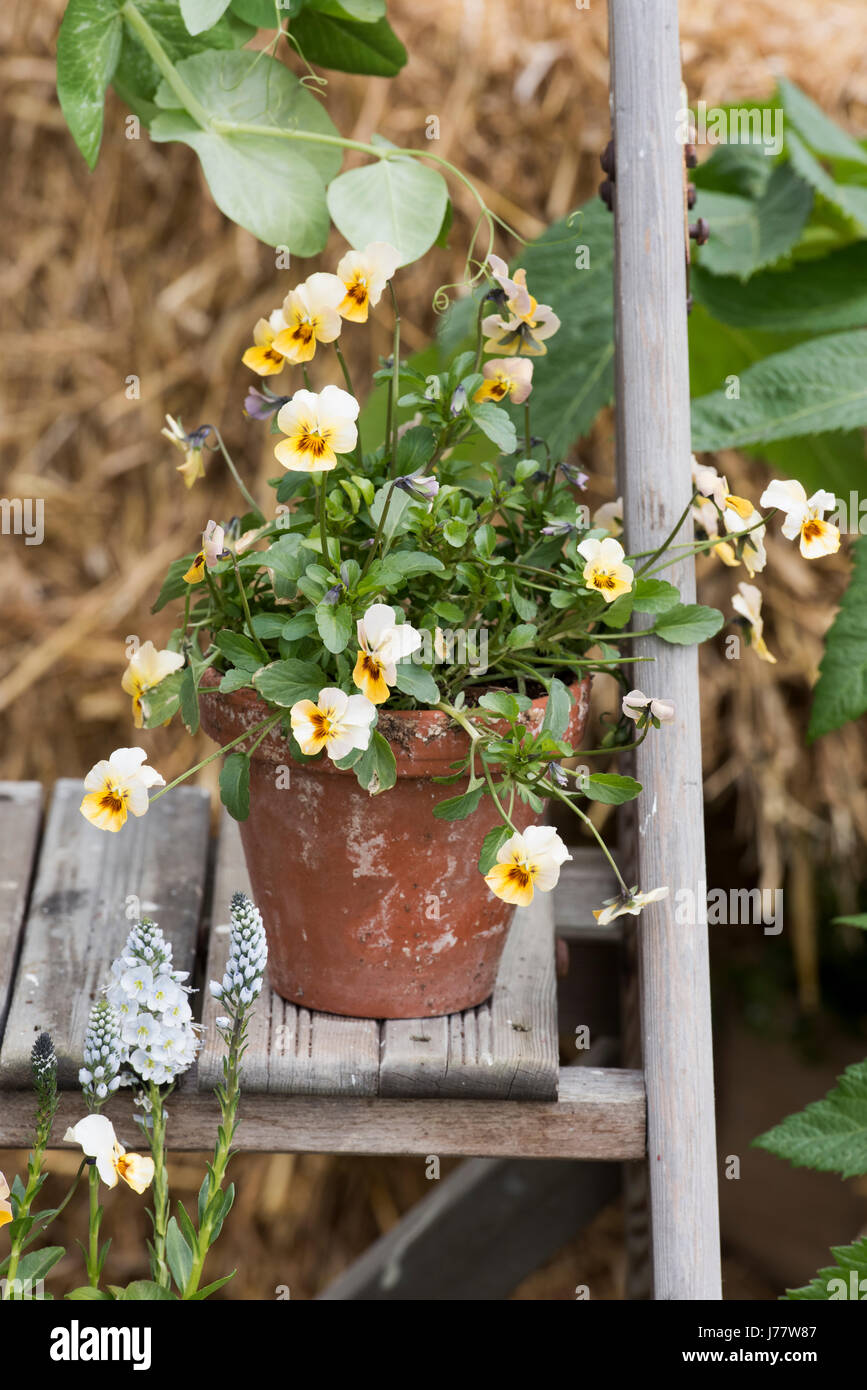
[274,385,359,474]
[0,1171,11,1228]
[64,1115,154,1193]
[121,640,184,728]
[242,310,289,376]
[290,687,376,761]
[473,357,533,405]
[183,521,229,586]
[161,415,209,489]
[481,259,560,357]
[732,582,776,664]
[576,536,634,603]
[484,826,572,907]
[720,494,767,577]
[80,747,165,834]
[273,273,345,364]
[593,885,669,925]
[352,603,422,705]
[759,479,841,559]
[336,241,400,322]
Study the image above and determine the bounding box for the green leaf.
[152,51,342,252]
[369,482,413,544]
[166,1216,194,1291]
[584,773,642,806]
[510,582,537,622]
[433,784,485,820]
[384,550,445,579]
[253,658,323,707]
[506,623,537,650]
[66,1286,113,1300]
[785,130,867,234]
[114,1279,178,1300]
[327,145,449,266]
[630,578,681,614]
[317,0,386,20]
[541,677,572,740]
[57,0,123,169]
[151,554,195,612]
[354,731,396,794]
[808,536,867,740]
[187,1270,237,1299]
[692,330,867,449]
[258,533,307,591]
[479,691,520,720]
[692,243,867,335]
[784,1235,867,1300]
[114,1,254,118]
[179,664,200,734]
[231,0,298,24]
[442,518,468,548]
[315,601,353,654]
[219,668,254,693]
[250,612,289,639]
[291,9,406,76]
[600,591,634,631]
[654,603,724,646]
[8,1247,65,1286]
[215,630,263,673]
[219,752,251,822]
[140,668,184,728]
[778,77,867,169]
[469,401,518,453]
[478,823,512,875]
[694,164,813,280]
[753,1059,867,1179]
[833,914,867,931]
[180,0,231,34]
[393,662,439,703]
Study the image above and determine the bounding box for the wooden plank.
[0,779,210,1089]
[0,783,42,1046]
[609,0,722,1299]
[380,889,559,1100]
[0,1066,646,1158]
[554,849,622,941]
[197,813,380,1096]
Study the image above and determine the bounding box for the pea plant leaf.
[113,0,254,121]
[327,140,449,266]
[179,0,232,34]
[808,536,867,741]
[784,1235,867,1301]
[57,0,124,169]
[584,773,642,805]
[753,1058,867,1180]
[693,163,813,280]
[291,7,406,76]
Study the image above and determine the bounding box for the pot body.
[199,673,590,1018]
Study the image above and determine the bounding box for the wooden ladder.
[0,0,721,1300]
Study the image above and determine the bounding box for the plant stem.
[150,713,281,803]
[232,558,270,662]
[387,281,400,473]
[86,1166,101,1288]
[481,760,518,833]
[334,343,364,470]
[523,402,531,456]
[547,783,630,893]
[633,490,698,577]
[360,480,396,578]
[122,1,213,130]
[211,427,264,521]
[472,293,489,373]
[146,1084,171,1288]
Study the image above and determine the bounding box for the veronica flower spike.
[121,641,184,727]
[576,536,634,603]
[290,687,377,761]
[484,826,572,906]
[272,273,345,364]
[80,748,165,833]
[353,603,422,704]
[336,241,400,322]
[759,479,841,558]
[274,385,359,473]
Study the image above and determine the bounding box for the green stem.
[315,475,334,566]
[523,401,531,457]
[2,1159,45,1297]
[86,1166,101,1288]
[547,784,630,894]
[472,293,489,374]
[481,759,518,834]
[122,1,213,129]
[150,713,281,803]
[435,701,483,744]
[147,1085,171,1288]
[334,343,364,470]
[360,480,396,578]
[633,490,698,577]
[211,427,264,521]
[387,281,400,473]
[232,558,270,662]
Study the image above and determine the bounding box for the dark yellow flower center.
[345,276,369,306]
[591,569,619,591]
[298,429,331,458]
[99,783,128,814]
[802,520,824,543]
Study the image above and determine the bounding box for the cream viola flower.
[273,273,345,364]
[576,535,634,603]
[473,357,533,405]
[621,689,675,727]
[592,497,623,537]
[0,1171,11,1228]
[290,686,377,761]
[241,308,288,376]
[593,885,669,925]
[720,494,767,577]
[336,241,400,322]
[183,519,229,585]
[732,582,776,664]
[482,298,561,357]
[274,385,360,474]
[80,748,164,833]
[64,1114,154,1194]
[759,479,841,559]
[121,641,184,728]
[353,603,422,705]
[484,825,572,907]
[487,254,534,318]
[161,415,209,489]
[691,455,728,508]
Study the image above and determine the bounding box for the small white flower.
[484,826,572,906]
[621,689,675,727]
[64,1114,154,1193]
[759,478,841,559]
[593,886,669,925]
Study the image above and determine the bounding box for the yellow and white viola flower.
[487,254,534,319]
[473,357,533,405]
[290,687,377,761]
[576,535,634,603]
[274,385,360,474]
[183,520,230,585]
[484,825,572,907]
[732,582,776,664]
[353,603,422,705]
[161,415,209,489]
[621,689,675,727]
[64,1115,154,1194]
[121,641,184,728]
[759,479,841,559]
[80,747,165,834]
[691,455,728,509]
[720,494,767,577]
[592,497,623,537]
[0,1171,12,1228]
[241,308,289,377]
[272,273,345,364]
[593,885,669,925]
[336,241,400,322]
[482,297,561,357]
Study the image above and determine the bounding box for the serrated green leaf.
[584,773,642,805]
[808,536,867,740]
[443,518,468,548]
[219,752,250,822]
[753,1058,867,1179]
[600,591,634,631]
[784,1235,867,1300]
[694,164,813,280]
[219,668,254,693]
[630,578,681,614]
[479,690,520,721]
[477,823,512,875]
[469,401,518,453]
[779,77,867,169]
[692,243,867,335]
[785,130,867,234]
[327,148,448,266]
[57,0,123,170]
[215,630,262,673]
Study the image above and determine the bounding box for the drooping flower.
[79,998,123,1107]
[719,494,767,577]
[273,273,345,364]
[0,1172,11,1228]
[593,885,670,925]
[64,1114,154,1194]
[336,242,400,322]
[161,415,211,489]
[183,520,230,585]
[473,357,533,404]
[353,603,422,704]
[121,641,185,726]
[487,254,534,318]
[244,384,292,421]
[541,518,578,538]
[691,455,728,509]
[484,825,572,906]
[481,260,560,357]
[209,892,268,1013]
[560,462,589,489]
[241,309,289,376]
[290,687,377,761]
[80,748,165,833]
[592,497,623,537]
[732,582,776,664]
[394,468,440,503]
[274,385,360,473]
[576,536,634,603]
[759,479,841,559]
[621,689,675,727]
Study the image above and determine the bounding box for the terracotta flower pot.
[199,671,590,1019]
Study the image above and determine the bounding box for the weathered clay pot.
[199,670,590,1018]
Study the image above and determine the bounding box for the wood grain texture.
[609,0,722,1299]
[0,783,42,1044]
[0,1065,646,1158]
[0,779,209,1088]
